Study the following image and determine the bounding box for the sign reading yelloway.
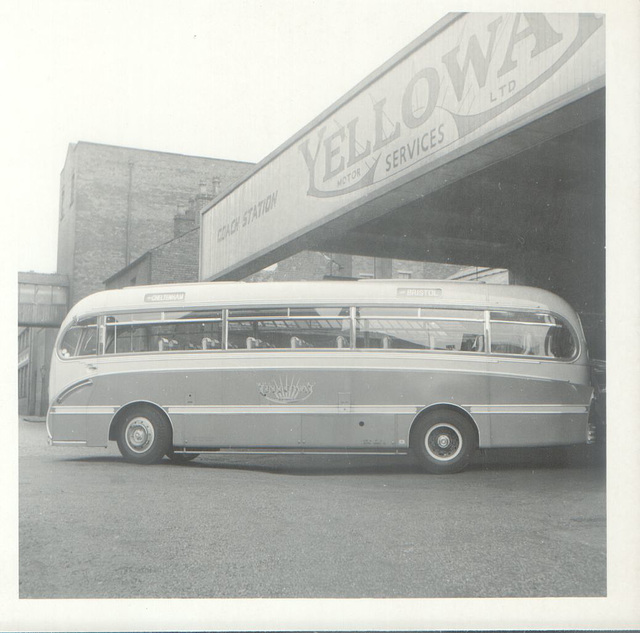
[201,13,604,280]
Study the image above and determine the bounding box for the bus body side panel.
[483,361,592,447]
[204,353,494,449]
[62,355,493,450]
[48,382,112,447]
[48,410,113,447]
[86,367,199,448]
[338,357,491,450]
[48,410,88,443]
[487,412,588,447]
[50,352,592,451]
[174,413,302,448]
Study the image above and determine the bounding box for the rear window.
[489,311,577,359]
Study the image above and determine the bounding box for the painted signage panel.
[144,292,186,303]
[258,377,315,404]
[201,13,604,280]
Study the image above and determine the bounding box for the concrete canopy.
[200,13,605,354]
[315,92,605,326]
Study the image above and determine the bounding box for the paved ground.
[19,418,606,599]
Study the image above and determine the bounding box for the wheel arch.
[108,400,175,443]
[408,403,480,449]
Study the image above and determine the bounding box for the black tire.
[411,409,477,474]
[166,450,199,464]
[116,405,172,464]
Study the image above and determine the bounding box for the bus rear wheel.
[411,410,477,474]
[116,405,172,465]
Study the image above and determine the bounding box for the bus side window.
[246,336,273,349]
[77,326,98,356]
[547,323,577,359]
[158,337,179,351]
[461,334,484,352]
[290,336,312,349]
[228,307,350,350]
[104,329,114,354]
[201,337,221,350]
[59,326,81,357]
[59,318,97,357]
[356,314,429,350]
[523,333,534,355]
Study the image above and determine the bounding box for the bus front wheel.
[411,410,477,474]
[116,405,172,465]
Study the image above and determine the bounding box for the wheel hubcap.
[425,423,462,461]
[437,434,451,449]
[125,417,155,453]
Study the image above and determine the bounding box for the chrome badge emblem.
[258,377,314,404]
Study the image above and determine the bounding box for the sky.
[3,0,448,274]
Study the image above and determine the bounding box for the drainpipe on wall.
[124,161,134,265]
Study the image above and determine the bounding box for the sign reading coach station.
[200,12,604,280]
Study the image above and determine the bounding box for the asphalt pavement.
[19,417,606,599]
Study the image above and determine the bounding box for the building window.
[397,271,412,279]
[19,284,36,304]
[19,365,29,398]
[51,286,67,305]
[59,186,66,220]
[18,329,29,351]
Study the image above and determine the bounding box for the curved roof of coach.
[62,279,580,328]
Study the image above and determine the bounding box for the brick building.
[247,252,473,283]
[19,142,253,416]
[105,228,200,289]
[58,142,253,305]
[104,185,213,289]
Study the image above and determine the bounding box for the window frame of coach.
[46,281,595,474]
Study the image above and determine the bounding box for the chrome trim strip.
[51,440,88,446]
[65,346,577,362]
[170,404,585,416]
[484,309,491,354]
[167,405,420,415]
[50,363,585,386]
[349,306,357,349]
[50,406,118,415]
[48,403,587,416]
[222,308,228,349]
[468,404,589,415]
[175,449,410,456]
[54,378,93,404]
